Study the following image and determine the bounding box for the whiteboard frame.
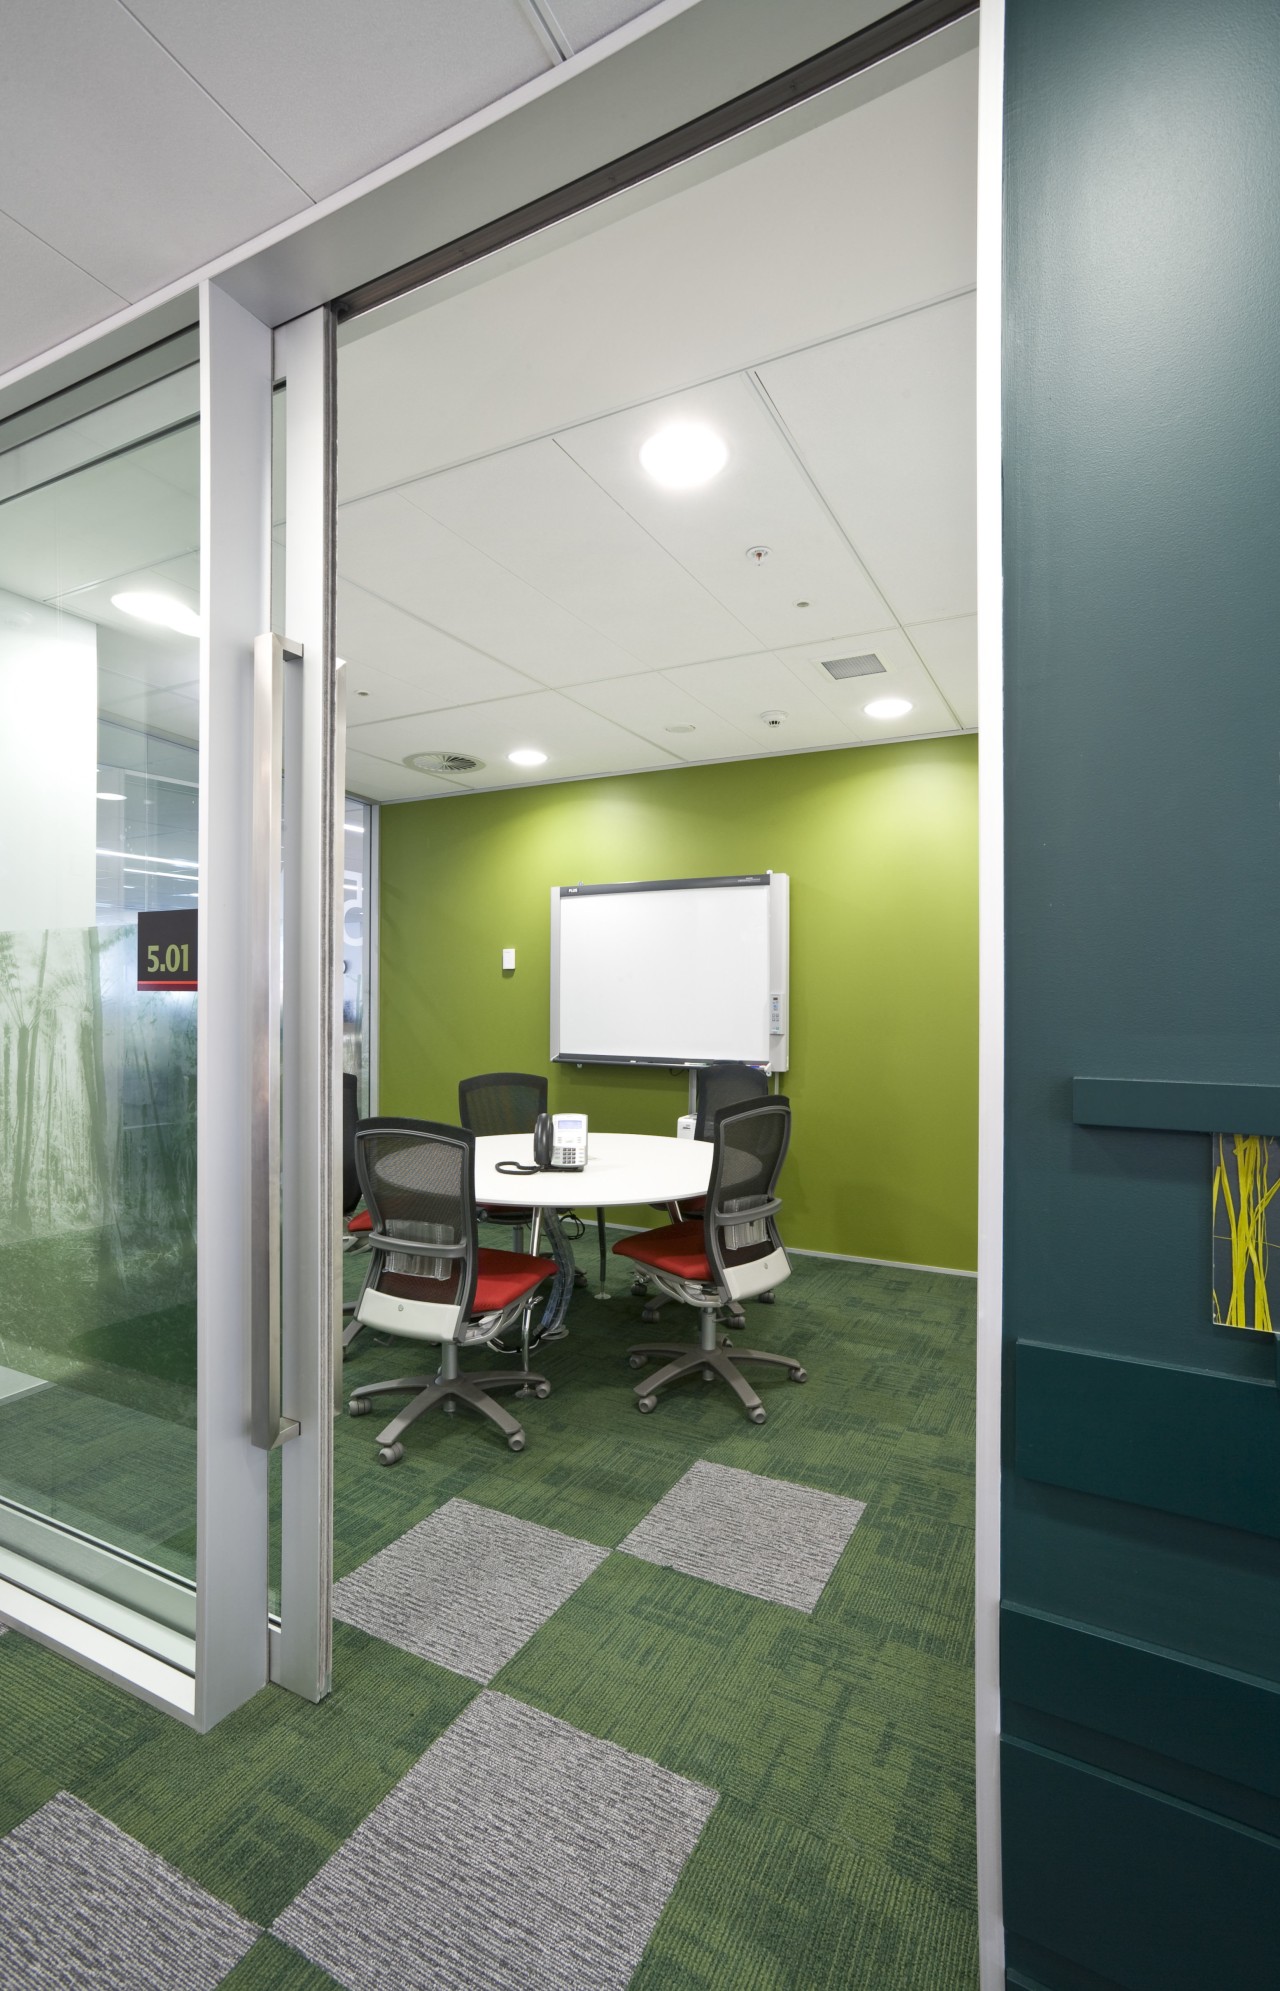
[550,871,789,1072]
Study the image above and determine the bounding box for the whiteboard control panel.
[550,872,789,1071]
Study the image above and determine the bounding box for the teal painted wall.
[1002,0,1280,1983]
[378,737,977,1269]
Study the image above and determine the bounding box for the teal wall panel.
[1073,1079,1280,1138]
[1002,0,1280,1978]
[1002,1742,1280,1991]
[1013,1343,1280,1540]
[1001,1605,1280,1802]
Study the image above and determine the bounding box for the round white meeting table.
[473,1131,712,1334]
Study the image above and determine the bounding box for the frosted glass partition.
[0,366,202,1652]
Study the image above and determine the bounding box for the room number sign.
[137,908,199,991]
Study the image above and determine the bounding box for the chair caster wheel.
[508,1432,526,1452]
[758,1290,776,1306]
[637,1395,657,1414]
[719,1335,734,1348]
[628,1353,647,1369]
[748,1407,767,1426]
[348,1398,371,1416]
[702,1367,714,1382]
[790,1367,808,1383]
[378,1443,404,1465]
[630,1277,649,1297]
[641,1304,662,1325]
[534,1382,551,1399]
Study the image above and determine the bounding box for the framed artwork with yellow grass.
[1212,1134,1280,1332]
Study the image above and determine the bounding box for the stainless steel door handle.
[251,632,302,1450]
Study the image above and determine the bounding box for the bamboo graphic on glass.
[1211,1134,1280,1332]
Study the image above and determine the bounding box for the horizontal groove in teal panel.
[1002,1739,1280,1989]
[1072,1076,1280,1134]
[1014,1342,1280,1539]
[1002,1603,1280,1797]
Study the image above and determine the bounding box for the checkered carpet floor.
[0,1247,977,1989]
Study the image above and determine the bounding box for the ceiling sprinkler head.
[760,710,787,728]
[745,545,770,566]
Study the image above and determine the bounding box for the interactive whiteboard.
[550,873,789,1070]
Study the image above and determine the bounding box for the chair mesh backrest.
[705,1097,790,1274]
[342,1072,360,1217]
[694,1064,769,1142]
[458,1071,547,1137]
[354,1119,476,1311]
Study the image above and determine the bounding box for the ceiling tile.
[0,456,198,604]
[339,491,643,686]
[125,0,551,202]
[405,439,759,667]
[338,577,537,707]
[905,614,978,727]
[339,647,496,728]
[348,688,678,787]
[557,373,893,648]
[778,625,961,740]
[0,0,307,300]
[551,0,667,52]
[568,673,760,762]
[336,49,977,494]
[95,622,199,692]
[344,748,471,803]
[662,653,855,755]
[0,210,124,376]
[757,294,976,625]
[98,683,200,741]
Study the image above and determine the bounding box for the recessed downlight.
[96,791,125,801]
[864,697,913,721]
[111,591,200,637]
[639,420,728,490]
[508,748,548,768]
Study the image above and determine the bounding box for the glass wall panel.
[0,361,201,1643]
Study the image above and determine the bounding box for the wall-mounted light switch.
[502,948,516,972]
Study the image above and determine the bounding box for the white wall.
[0,589,97,932]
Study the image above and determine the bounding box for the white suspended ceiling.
[336,46,979,799]
[0,39,978,795]
[0,0,677,375]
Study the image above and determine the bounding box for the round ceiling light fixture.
[111,591,200,638]
[864,696,914,721]
[639,420,728,490]
[508,748,548,768]
[403,751,485,775]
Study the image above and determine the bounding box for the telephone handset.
[495,1112,589,1176]
[536,1111,588,1171]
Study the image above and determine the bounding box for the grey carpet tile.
[272,1689,718,1991]
[333,1497,608,1683]
[0,1789,258,1990]
[619,1458,866,1611]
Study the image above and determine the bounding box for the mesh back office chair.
[458,1072,547,1252]
[633,1063,774,1312]
[614,1096,805,1424]
[347,1118,555,1459]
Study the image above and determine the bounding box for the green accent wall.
[378,736,977,1269]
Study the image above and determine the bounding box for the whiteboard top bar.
[559,872,770,897]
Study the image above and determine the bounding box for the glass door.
[0,287,340,1727]
[0,339,204,1704]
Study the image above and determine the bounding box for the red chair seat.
[347,1209,372,1233]
[473,1246,555,1313]
[613,1220,711,1282]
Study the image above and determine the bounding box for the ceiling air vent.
[403,751,485,775]
[820,653,886,681]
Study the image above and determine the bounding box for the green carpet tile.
[0,1242,977,1987]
